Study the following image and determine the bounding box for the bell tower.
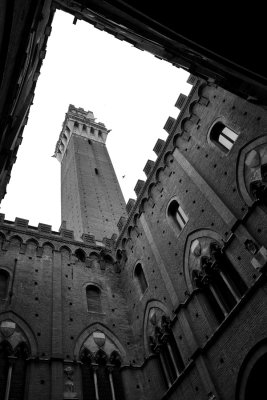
[54,105,126,241]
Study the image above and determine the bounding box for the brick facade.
[0,79,267,399]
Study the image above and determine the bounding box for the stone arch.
[139,197,148,214]
[163,151,174,166]
[133,213,139,225]
[74,323,127,362]
[155,166,164,182]
[237,135,267,206]
[173,133,180,147]
[75,248,86,262]
[26,238,39,247]
[25,238,39,256]
[0,311,38,356]
[147,182,156,199]
[127,225,133,239]
[89,251,99,258]
[143,300,170,356]
[60,245,71,254]
[102,253,114,264]
[42,241,55,250]
[9,235,23,249]
[42,241,54,256]
[183,229,224,292]
[121,238,127,250]
[236,339,267,400]
[0,231,6,246]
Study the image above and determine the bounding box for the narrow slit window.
[134,263,148,295]
[0,269,9,299]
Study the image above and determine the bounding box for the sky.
[0,10,192,231]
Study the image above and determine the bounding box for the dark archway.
[245,353,267,400]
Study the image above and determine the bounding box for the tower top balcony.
[54,105,110,162]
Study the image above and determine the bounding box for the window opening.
[0,270,9,299]
[86,285,102,313]
[167,200,188,233]
[210,122,238,152]
[134,263,148,295]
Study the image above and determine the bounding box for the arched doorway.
[245,352,267,400]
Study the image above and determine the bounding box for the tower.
[54,105,126,241]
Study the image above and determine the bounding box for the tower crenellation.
[55,104,126,242]
[54,104,109,163]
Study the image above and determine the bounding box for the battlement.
[0,213,115,250]
[54,105,110,162]
[114,77,201,247]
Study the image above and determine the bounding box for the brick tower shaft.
[54,105,126,241]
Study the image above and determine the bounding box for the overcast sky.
[0,10,192,231]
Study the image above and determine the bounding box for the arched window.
[0,341,12,399]
[210,122,238,153]
[90,127,94,134]
[190,239,247,324]
[148,313,185,388]
[0,341,29,400]
[8,343,29,399]
[98,130,102,138]
[75,248,86,262]
[80,347,125,400]
[86,285,102,313]
[0,270,9,300]
[236,341,267,400]
[134,263,148,295]
[80,349,96,400]
[167,199,188,233]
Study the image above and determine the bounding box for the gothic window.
[148,310,184,389]
[90,127,94,134]
[82,124,87,131]
[210,122,238,153]
[134,263,148,295]
[98,130,102,138]
[86,285,102,313]
[167,199,188,234]
[0,270,9,300]
[0,341,12,399]
[0,341,29,400]
[190,238,247,323]
[80,345,124,400]
[243,143,267,204]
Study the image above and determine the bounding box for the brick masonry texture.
[1,81,267,399]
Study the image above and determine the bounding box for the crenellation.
[126,198,136,214]
[38,223,52,234]
[1,71,267,400]
[117,216,127,232]
[143,160,155,177]
[134,180,145,196]
[163,116,176,133]
[175,93,188,109]
[153,138,165,156]
[15,217,29,229]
